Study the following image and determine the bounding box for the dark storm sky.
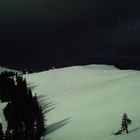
[0,0,140,70]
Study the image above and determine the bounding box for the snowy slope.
[0,101,8,131]
[25,65,140,140]
[0,66,17,73]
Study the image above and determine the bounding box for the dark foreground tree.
[0,71,46,140]
[0,123,4,140]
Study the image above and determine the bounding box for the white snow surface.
[1,64,140,139]
[0,66,16,73]
[24,65,140,140]
[0,101,8,131]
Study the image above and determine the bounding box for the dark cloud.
[0,0,140,70]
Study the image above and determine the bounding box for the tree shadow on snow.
[129,127,140,134]
[45,118,70,135]
[27,82,38,90]
[38,95,57,115]
[38,95,71,139]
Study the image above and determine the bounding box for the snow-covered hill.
[1,64,140,140]
[24,65,140,140]
[0,66,17,73]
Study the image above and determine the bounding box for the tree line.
[0,71,46,140]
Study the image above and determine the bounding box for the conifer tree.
[0,123,4,140]
[0,72,46,140]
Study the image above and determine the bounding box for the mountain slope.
[0,66,17,73]
[25,65,140,140]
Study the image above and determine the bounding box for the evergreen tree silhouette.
[0,72,46,140]
[0,123,4,140]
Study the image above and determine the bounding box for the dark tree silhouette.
[0,71,46,140]
[0,123,4,140]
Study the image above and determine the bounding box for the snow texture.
[1,64,140,140]
[0,66,16,73]
[24,65,140,140]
